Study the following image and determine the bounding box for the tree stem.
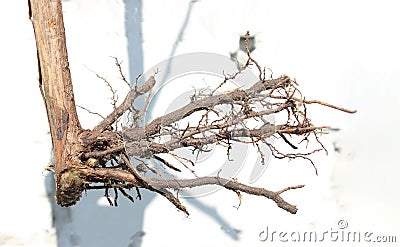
[29,0,84,205]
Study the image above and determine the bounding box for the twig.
[111,56,131,88]
[85,167,302,214]
[74,46,356,215]
[149,176,303,214]
[121,155,189,215]
[77,105,105,119]
[123,76,292,142]
[82,145,125,159]
[269,95,357,114]
[94,75,156,132]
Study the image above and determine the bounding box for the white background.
[0,0,399,246]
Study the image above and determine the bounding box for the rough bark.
[29,0,87,206]
[29,0,355,214]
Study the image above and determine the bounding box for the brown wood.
[28,0,355,214]
[29,0,85,206]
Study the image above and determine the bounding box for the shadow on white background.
[0,1,399,246]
